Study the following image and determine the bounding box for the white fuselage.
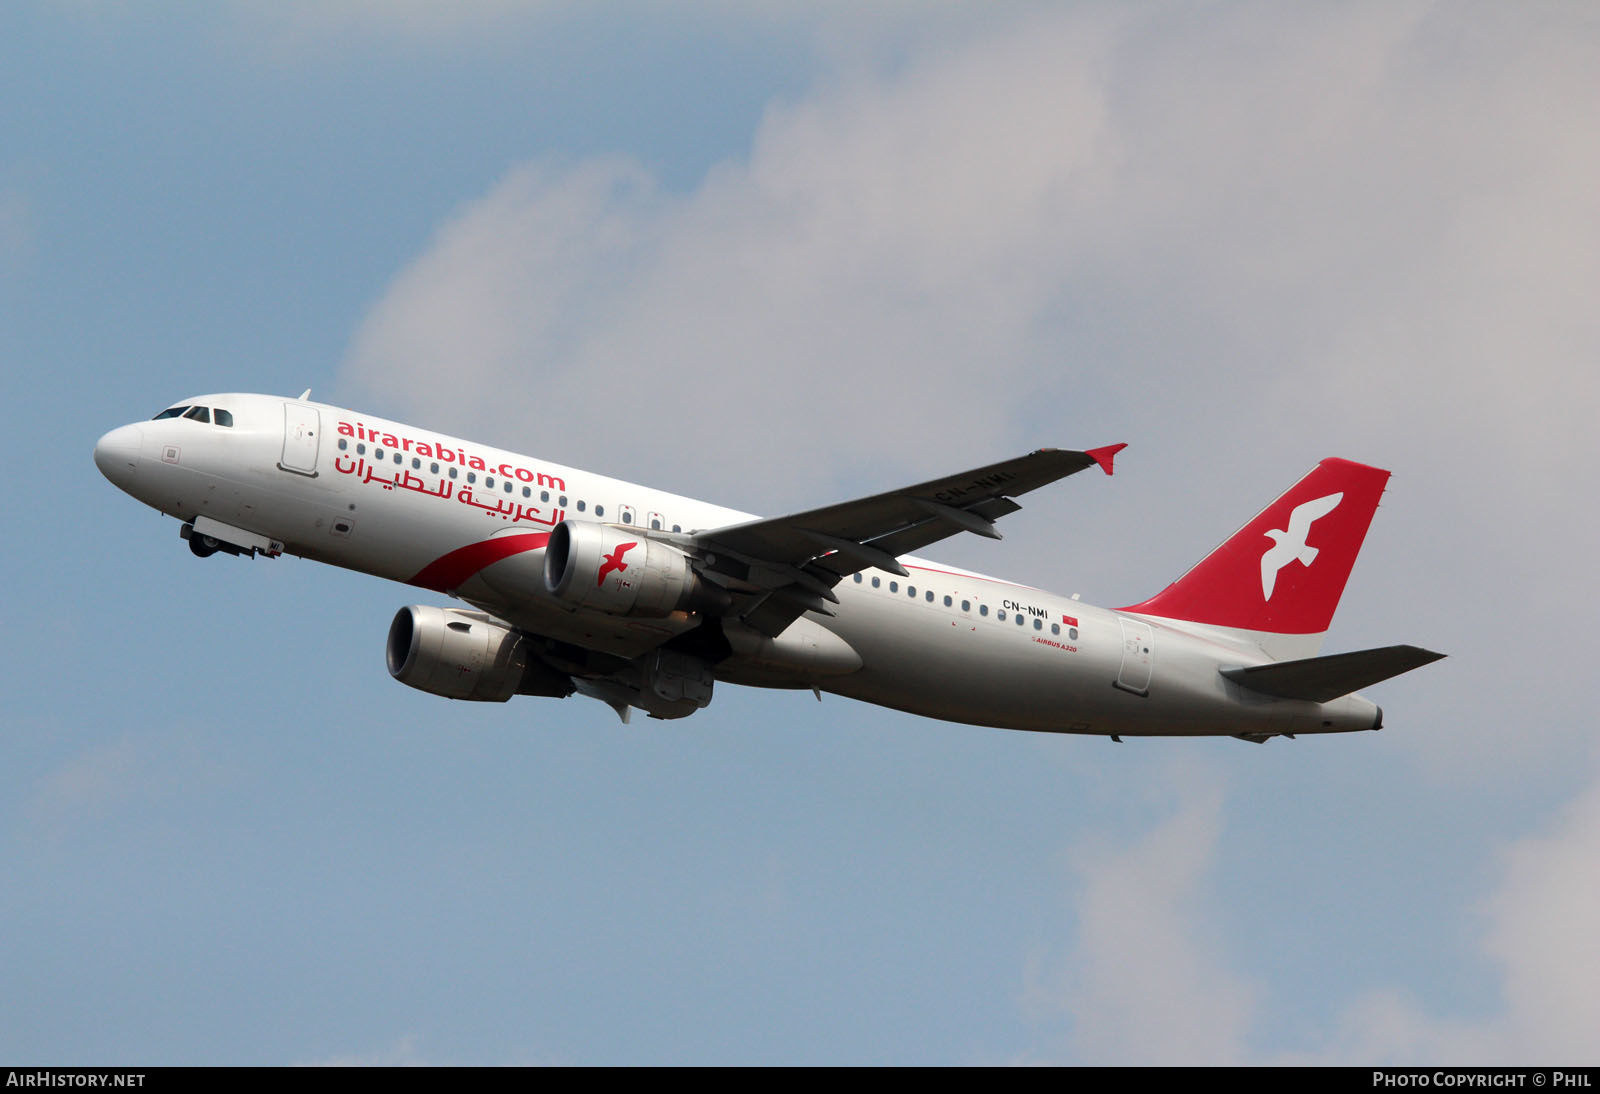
[94,393,1381,738]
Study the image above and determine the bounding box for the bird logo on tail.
[1260,493,1342,601]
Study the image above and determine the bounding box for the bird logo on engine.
[598,542,638,587]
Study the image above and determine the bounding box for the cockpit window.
[152,406,190,420]
[214,409,234,427]
[183,406,211,423]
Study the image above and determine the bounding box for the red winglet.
[1085,443,1127,476]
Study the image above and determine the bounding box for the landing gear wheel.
[189,532,220,558]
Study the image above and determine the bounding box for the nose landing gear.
[178,517,285,560]
[182,523,238,558]
[188,528,222,557]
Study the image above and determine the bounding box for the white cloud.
[23,727,229,842]
[297,1033,429,1067]
[1484,772,1600,1056]
[1021,767,1257,1065]
[26,735,150,836]
[1026,759,1600,1065]
[1332,764,1600,1064]
[339,1,1599,506]
[338,6,1133,506]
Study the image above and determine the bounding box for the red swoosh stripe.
[408,532,550,592]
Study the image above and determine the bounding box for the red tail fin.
[1120,458,1390,641]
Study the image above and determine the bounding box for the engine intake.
[543,520,729,617]
[386,605,573,702]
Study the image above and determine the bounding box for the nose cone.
[94,424,144,491]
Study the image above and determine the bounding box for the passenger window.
[577,500,586,512]
[672,525,682,533]
[942,595,951,606]
[595,505,605,517]
[1051,623,1060,635]
[889,582,899,593]
[505,481,513,494]
[651,519,661,530]
[927,591,935,603]
[1069,627,1079,640]
[374,448,384,460]
[486,476,495,488]
[871,577,881,589]
[541,491,550,502]
[1032,617,1041,629]
[467,472,475,483]
[907,586,916,597]
[393,452,401,464]
[338,438,348,451]
[431,463,440,474]
[961,600,970,612]
[853,574,862,583]
[998,611,1007,622]
[214,409,234,427]
[357,443,367,455]
[523,486,531,498]
[413,458,421,469]
[980,605,989,617]
[449,467,458,479]
[183,406,210,423]
[559,495,568,507]
[621,512,631,524]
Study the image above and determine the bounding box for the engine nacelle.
[386,605,573,702]
[543,520,729,617]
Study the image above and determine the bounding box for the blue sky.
[5,1,1598,1064]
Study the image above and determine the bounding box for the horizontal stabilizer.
[1221,645,1445,702]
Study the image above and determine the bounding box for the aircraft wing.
[686,444,1125,635]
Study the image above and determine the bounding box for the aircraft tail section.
[1220,645,1445,703]
[1120,458,1390,657]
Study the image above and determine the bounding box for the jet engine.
[542,520,730,617]
[386,605,573,702]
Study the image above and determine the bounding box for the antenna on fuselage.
[297,388,312,401]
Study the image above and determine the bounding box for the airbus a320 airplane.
[94,393,1442,742]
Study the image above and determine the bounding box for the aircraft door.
[1115,617,1153,695]
[280,403,320,476]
